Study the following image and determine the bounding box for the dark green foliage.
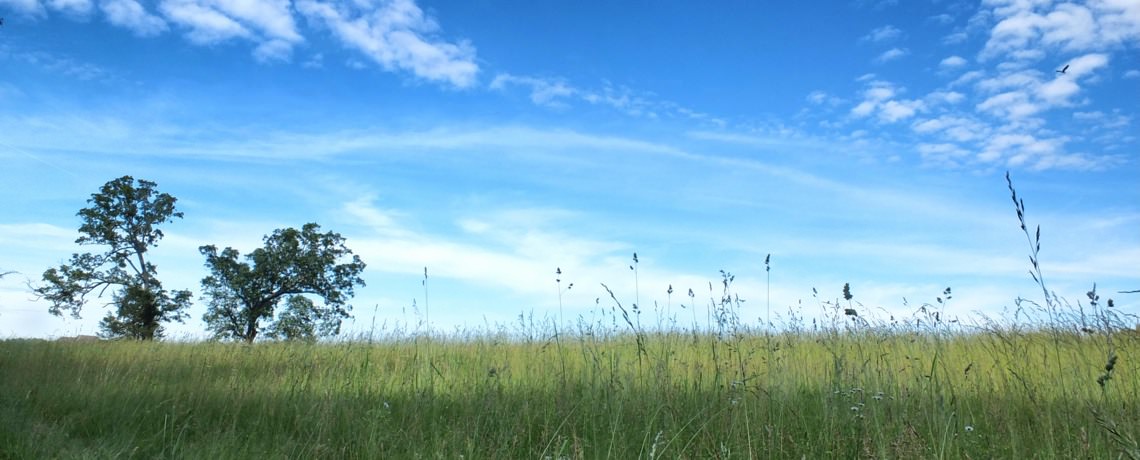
[264,296,336,341]
[200,223,366,343]
[34,176,191,340]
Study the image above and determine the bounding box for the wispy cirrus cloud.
[159,0,303,62]
[862,25,902,42]
[489,72,725,125]
[100,0,168,36]
[489,74,575,108]
[297,0,479,87]
[4,0,477,84]
[875,47,909,63]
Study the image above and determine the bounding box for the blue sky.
[1,0,1138,339]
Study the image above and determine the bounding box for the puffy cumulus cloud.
[100,0,168,36]
[971,53,1107,121]
[879,99,925,122]
[980,0,1140,61]
[1124,69,1140,78]
[297,0,479,88]
[940,55,968,69]
[850,80,925,123]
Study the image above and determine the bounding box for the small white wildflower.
[383,401,391,410]
[850,406,860,412]
[965,425,974,432]
[873,391,885,400]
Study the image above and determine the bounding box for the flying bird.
[1056,64,1069,74]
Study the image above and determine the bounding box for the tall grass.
[2,319,1138,458]
[1,173,1137,458]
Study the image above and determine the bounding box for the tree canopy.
[199,223,366,343]
[34,176,191,340]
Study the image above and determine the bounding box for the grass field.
[2,310,1139,459]
[3,179,1137,459]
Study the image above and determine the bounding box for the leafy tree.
[34,176,191,340]
[264,296,329,342]
[199,223,366,343]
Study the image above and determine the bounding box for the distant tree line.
[34,176,366,342]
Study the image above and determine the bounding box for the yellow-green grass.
[2,328,1138,459]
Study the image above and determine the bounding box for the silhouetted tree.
[35,176,191,340]
[200,223,366,343]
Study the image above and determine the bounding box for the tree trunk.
[244,322,258,343]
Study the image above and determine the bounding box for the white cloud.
[490,74,576,108]
[950,70,985,87]
[942,30,969,44]
[980,0,1140,60]
[971,53,1107,119]
[875,47,909,63]
[1036,74,1081,105]
[158,0,303,60]
[806,90,842,106]
[100,0,168,36]
[930,13,954,25]
[940,55,968,69]
[912,115,990,142]
[1124,69,1140,79]
[972,131,1112,170]
[1040,3,1098,49]
[862,25,902,42]
[865,84,896,101]
[879,99,924,122]
[848,80,924,123]
[851,101,876,118]
[160,0,252,44]
[926,91,965,105]
[917,142,971,167]
[297,0,479,88]
[1073,110,1131,129]
[1073,110,1104,121]
[977,90,1041,118]
[48,0,92,16]
[0,0,45,15]
[302,52,324,69]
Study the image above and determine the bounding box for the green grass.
[2,323,1138,459]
